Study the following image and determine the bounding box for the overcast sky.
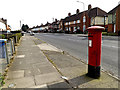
[0,0,120,30]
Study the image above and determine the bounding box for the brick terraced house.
[60,5,108,33]
[108,4,120,34]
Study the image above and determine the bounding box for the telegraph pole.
[20,20,21,30]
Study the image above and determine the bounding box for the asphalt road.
[35,33,119,78]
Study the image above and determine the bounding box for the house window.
[108,15,112,24]
[65,22,68,25]
[83,16,86,23]
[74,27,76,30]
[66,27,68,31]
[77,20,80,23]
[69,27,71,31]
[102,18,104,23]
[69,22,70,25]
[74,21,76,24]
[77,27,80,30]
[83,25,86,31]
[113,13,116,24]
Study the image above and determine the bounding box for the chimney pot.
[88,4,92,10]
[68,13,71,16]
[76,9,80,14]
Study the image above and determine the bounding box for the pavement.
[2,34,119,89]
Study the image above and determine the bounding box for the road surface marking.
[102,44,119,49]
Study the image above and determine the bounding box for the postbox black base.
[86,65,100,79]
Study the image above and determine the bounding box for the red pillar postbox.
[87,26,104,79]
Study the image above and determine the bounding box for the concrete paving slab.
[60,66,87,79]
[32,61,51,67]
[24,61,57,76]
[37,43,62,52]
[24,69,33,77]
[43,50,85,69]
[24,67,42,77]
[3,76,35,88]
[33,38,43,45]
[30,84,48,88]
[9,60,32,71]
[9,58,24,66]
[47,80,71,89]
[35,72,62,86]
[38,65,57,74]
[7,70,24,79]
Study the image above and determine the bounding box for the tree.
[21,24,29,32]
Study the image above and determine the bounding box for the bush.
[107,33,117,36]
[10,33,22,43]
[102,32,117,36]
[16,33,22,40]
[12,33,22,43]
[0,73,5,87]
[102,32,108,35]
[0,34,5,39]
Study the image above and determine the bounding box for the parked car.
[56,29,64,33]
[43,29,48,33]
[30,32,35,36]
[73,29,77,34]
[48,29,52,33]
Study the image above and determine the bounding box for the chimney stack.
[88,4,92,10]
[55,19,57,22]
[68,13,71,16]
[76,9,80,14]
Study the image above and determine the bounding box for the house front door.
[71,27,73,33]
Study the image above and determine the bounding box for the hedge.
[102,32,118,36]
[0,34,5,39]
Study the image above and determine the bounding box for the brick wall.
[108,24,113,32]
[116,5,120,33]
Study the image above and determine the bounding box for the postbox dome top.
[87,26,105,31]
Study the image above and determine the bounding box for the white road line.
[102,44,120,48]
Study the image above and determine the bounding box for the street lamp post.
[20,19,24,30]
[76,1,85,33]
[76,1,85,12]
[20,20,21,30]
